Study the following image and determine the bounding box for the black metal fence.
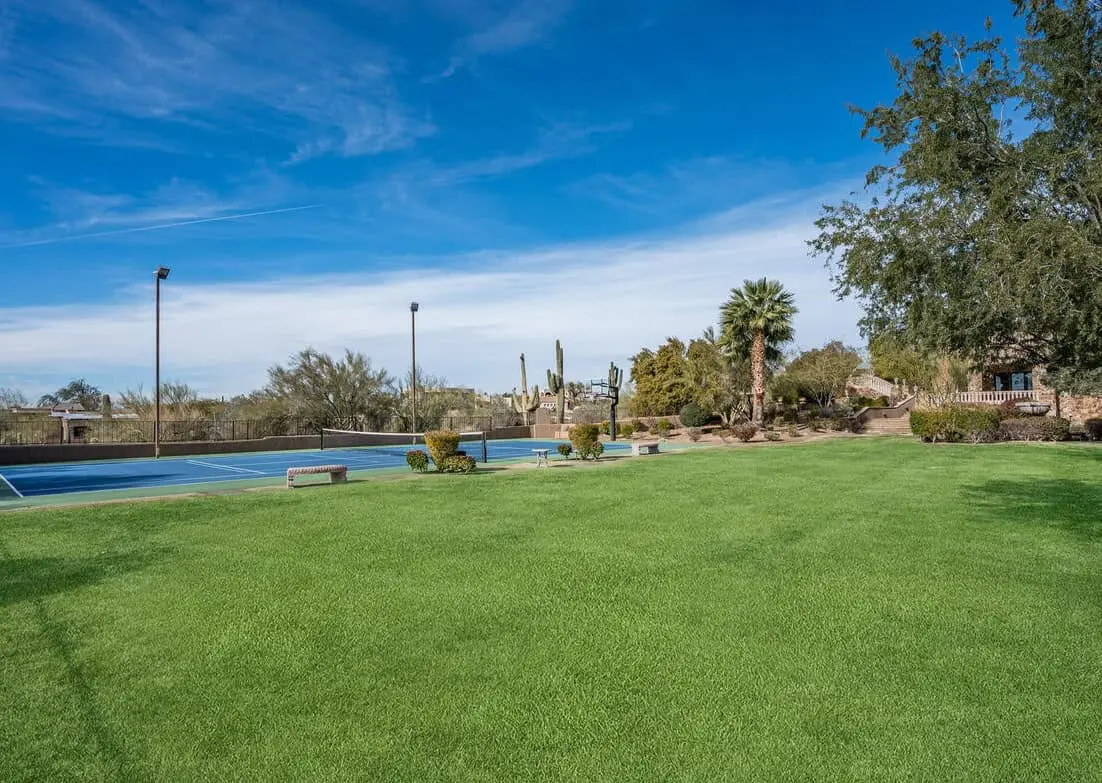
[0,413,516,446]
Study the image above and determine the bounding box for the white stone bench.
[286,464,348,488]
[631,441,659,456]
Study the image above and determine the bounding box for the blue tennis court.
[0,438,632,500]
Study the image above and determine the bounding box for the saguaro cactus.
[608,361,623,440]
[511,353,541,425]
[546,339,565,424]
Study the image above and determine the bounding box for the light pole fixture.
[154,266,170,458]
[410,301,419,433]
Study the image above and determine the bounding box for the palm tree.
[719,279,797,426]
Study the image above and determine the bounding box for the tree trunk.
[751,328,766,426]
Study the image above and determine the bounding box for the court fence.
[0,414,511,447]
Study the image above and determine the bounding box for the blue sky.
[0,0,1016,399]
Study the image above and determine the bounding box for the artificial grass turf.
[1,438,1100,781]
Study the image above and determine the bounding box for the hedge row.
[910,407,1070,442]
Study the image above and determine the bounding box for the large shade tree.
[811,0,1102,375]
[265,348,395,428]
[720,279,797,425]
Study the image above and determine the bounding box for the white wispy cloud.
[433,0,574,79]
[1,0,433,160]
[0,191,862,398]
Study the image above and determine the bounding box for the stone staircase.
[855,394,916,437]
[861,416,913,435]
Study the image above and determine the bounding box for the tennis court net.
[319,429,488,462]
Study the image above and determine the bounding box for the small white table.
[533,448,549,467]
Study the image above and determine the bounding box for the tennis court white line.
[186,460,266,475]
[0,472,25,498]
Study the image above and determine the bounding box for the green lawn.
[2,438,1100,781]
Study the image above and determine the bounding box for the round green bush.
[654,418,674,436]
[732,423,758,442]
[557,443,573,459]
[617,422,634,438]
[437,455,477,473]
[679,403,708,428]
[633,420,649,433]
[405,449,429,473]
[569,424,602,459]
[423,429,460,466]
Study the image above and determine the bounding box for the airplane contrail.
[3,203,325,249]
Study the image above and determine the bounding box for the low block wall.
[0,435,322,466]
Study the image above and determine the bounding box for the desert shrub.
[570,424,602,459]
[1086,418,1102,441]
[633,420,650,433]
[787,424,800,438]
[592,441,604,459]
[405,450,429,473]
[851,395,889,409]
[910,407,1001,443]
[557,443,573,459]
[764,430,782,441]
[732,423,758,442]
[437,455,477,473]
[598,421,611,435]
[617,422,634,438]
[654,418,674,436]
[679,403,709,428]
[998,416,1071,442]
[829,416,854,432]
[423,429,460,466]
[808,417,827,432]
[997,399,1021,420]
[687,427,702,442]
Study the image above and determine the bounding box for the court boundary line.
[0,471,25,498]
[186,460,265,476]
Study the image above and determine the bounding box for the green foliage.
[720,278,797,426]
[629,338,695,416]
[266,348,394,428]
[787,424,800,438]
[732,423,758,442]
[617,422,634,438]
[808,417,827,432]
[598,420,611,435]
[1085,419,1102,442]
[592,441,604,459]
[633,420,649,433]
[678,402,709,428]
[437,455,477,473]
[764,430,782,441]
[869,334,937,389]
[38,378,103,410]
[811,5,1102,370]
[851,396,889,409]
[910,407,1002,443]
[1044,367,1102,397]
[781,340,863,407]
[998,417,1071,443]
[423,430,460,467]
[654,418,674,436]
[569,424,602,460]
[557,443,573,459]
[687,427,702,442]
[406,450,430,473]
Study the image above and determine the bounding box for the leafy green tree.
[629,338,695,416]
[811,0,1102,375]
[869,334,938,389]
[782,341,863,408]
[686,331,753,423]
[38,378,102,410]
[265,348,395,428]
[720,279,797,425]
[1044,367,1102,396]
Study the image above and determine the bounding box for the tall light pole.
[410,301,419,433]
[154,266,170,458]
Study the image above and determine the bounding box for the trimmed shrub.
[437,455,477,473]
[633,420,650,433]
[687,427,702,442]
[764,430,782,441]
[732,423,758,442]
[998,417,1071,442]
[557,443,573,459]
[808,417,826,432]
[679,403,709,428]
[592,441,604,459]
[617,422,634,438]
[569,424,602,459]
[910,406,1002,443]
[1086,418,1102,442]
[654,418,674,437]
[997,399,1021,420]
[598,420,611,435]
[423,429,460,466]
[405,449,429,473]
[787,424,800,438]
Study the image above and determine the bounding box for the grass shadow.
[0,550,163,607]
[962,477,1102,542]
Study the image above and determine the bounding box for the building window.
[993,371,1032,391]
